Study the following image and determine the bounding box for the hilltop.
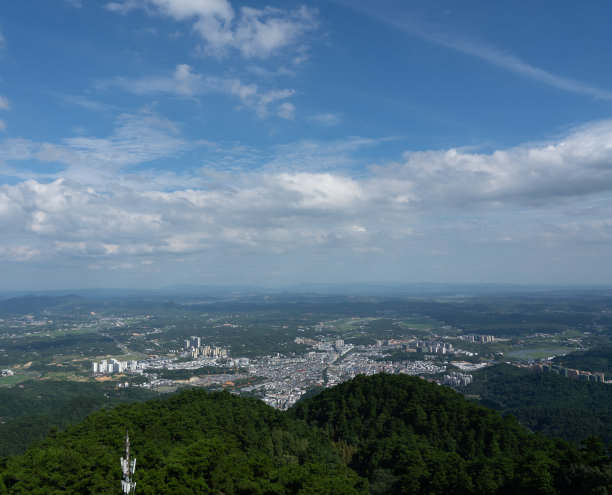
[1,374,611,494]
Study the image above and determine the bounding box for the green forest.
[463,363,612,447]
[0,373,610,494]
[0,388,365,494]
[0,381,158,457]
[291,373,612,494]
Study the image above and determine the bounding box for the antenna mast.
[121,431,137,493]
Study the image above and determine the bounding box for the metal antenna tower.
[121,431,137,494]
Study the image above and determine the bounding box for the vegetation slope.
[0,380,158,457]
[290,373,612,494]
[463,363,612,447]
[1,374,611,494]
[0,389,365,494]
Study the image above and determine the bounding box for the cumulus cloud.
[106,0,317,59]
[2,120,612,284]
[374,120,612,209]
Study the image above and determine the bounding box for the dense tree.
[464,363,612,447]
[0,380,158,456]
[0,389,367,494]
[290,373,612,494]
[1,374,611,493]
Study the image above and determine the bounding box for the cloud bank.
[1,120,612,285]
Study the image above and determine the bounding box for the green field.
[504,347,574,361]
[0,373,34,387]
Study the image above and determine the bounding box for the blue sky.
[1,0,612,289]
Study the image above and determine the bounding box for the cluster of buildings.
[458,334,495,343]
[532,363,607,383]
[239,339,450,409]
[443,371,473,387]
[87,332,487,409]
[92,358,139,374]
[407,341,454,354]
[183,336,228,359]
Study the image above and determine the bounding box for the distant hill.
[0,294,96,315]
[463,363,612,447]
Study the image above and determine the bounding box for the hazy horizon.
[2,1,612,290]
[2,280,612,297]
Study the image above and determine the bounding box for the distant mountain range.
[3,282,612,305]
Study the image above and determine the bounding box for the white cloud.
[0,138,39,162]
[0,245,41,262]
[105,0,144,14]
[272,172,362,210]
[2,120,612,283]
[60,94,114,113]
[99,64,295,118]
[172,63,202,95]
[40,110,187,176]
[277,102,295,120]
[229,6,316,59]
[308,112,341,127]
[374,120,612,208]
[0,109,190,186]
[148,0,233,20]
[0,171,368,266]
[0,95,10,131]
[0,95,10,111]
[265,136,384,173]
[106,0,318,59]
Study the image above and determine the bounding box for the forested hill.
[463,363,612,447]
[1,375,611,494]
[0,389,365,494]
[290,373,612,495]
